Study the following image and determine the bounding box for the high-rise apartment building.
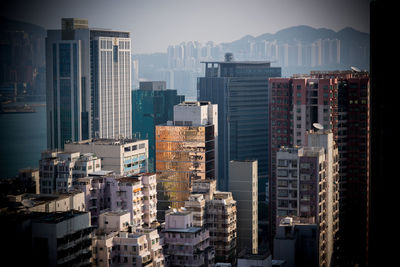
[74,173,158,228]
[92,210,165,267]
[162,209,215,266]
[269,70,368,264]
[155,101,217,219]
[132,81,185,172]
[275,129,339,267]
[276,146,329,266]
[229,160,258,254]
[39,150,101,194]
[185,179,237,265]
[198,53,281,247]
[208,191,237,265]
[46,18,132,149]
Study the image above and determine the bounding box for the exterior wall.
[31,211,92,266]
[198,61,281,248]
[39,151,101,194]
[93,230,165,267]
[207,191,237,265]
[229,160,258,254]
[64,139,148,175]
[45,27,91,149]
[141,173,158,226]
[98,211,130,233]
[90,31,132,140]
[163,211,214,267]
[74,174,156,229]
[155,124,215,219]
[184,194,206,228]
[132,88,184,172]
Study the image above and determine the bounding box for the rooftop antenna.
[351,66,361,72]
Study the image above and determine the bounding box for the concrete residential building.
[275,132,339,267]
[39,150,101,194]
[184,194,206,228]
[162,210,215,267]
[46,18,132,149]
[306,129,340,265]
[155,101,217,219]
[198,53,281,248]
[64,138,148,175]
[132,81,185,172]
[93,211,164,267]
[7,190,86,213]
[269,70,369,265]
[229,160,258,254]
[74,173,158,228]
[207,191,237,265]
[31,210,93,266]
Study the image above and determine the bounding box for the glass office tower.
[132,81,185,172]
[46,18,132,149]
[197,53,281,248]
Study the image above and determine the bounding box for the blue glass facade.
[132,89,184,172]
[197,61,281,248]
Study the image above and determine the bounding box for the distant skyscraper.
[90,28,132,139]
[198,53,281,248]
[132,81,185,171]
[155,101,217,219]
[46,18,132,149]
[45,18,91,149]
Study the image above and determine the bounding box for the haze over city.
[1,1,388,267]
[2,0,370,54]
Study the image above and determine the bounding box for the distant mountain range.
[224,25,369,46]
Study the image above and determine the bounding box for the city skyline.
[2,0,370,54]
[1,1,384,266]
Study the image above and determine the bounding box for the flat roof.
[201,61,272,65]
[164,227,201,233]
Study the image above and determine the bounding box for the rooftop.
[164,227,201,233]
[67,138,145,146]
[201,60,272,65]
[33,210,88,224]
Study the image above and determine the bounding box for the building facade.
[64,138,148,175]
[198,54,281,248]
[31,210,93,267]
[93,211,164,267]
[228,160,258,254]
[46,18,132,149]
[132,81,185,172]
[39,150,101,194]
[155,101,217,219]
[74,173,158,228]
[162,210,215,267]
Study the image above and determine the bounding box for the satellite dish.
[21,199,35,208]
[351,66,361,72]
[313,123,324,131]
[181,207,186,211]
[172,208,177,213]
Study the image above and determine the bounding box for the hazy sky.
[2,0,370,54]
